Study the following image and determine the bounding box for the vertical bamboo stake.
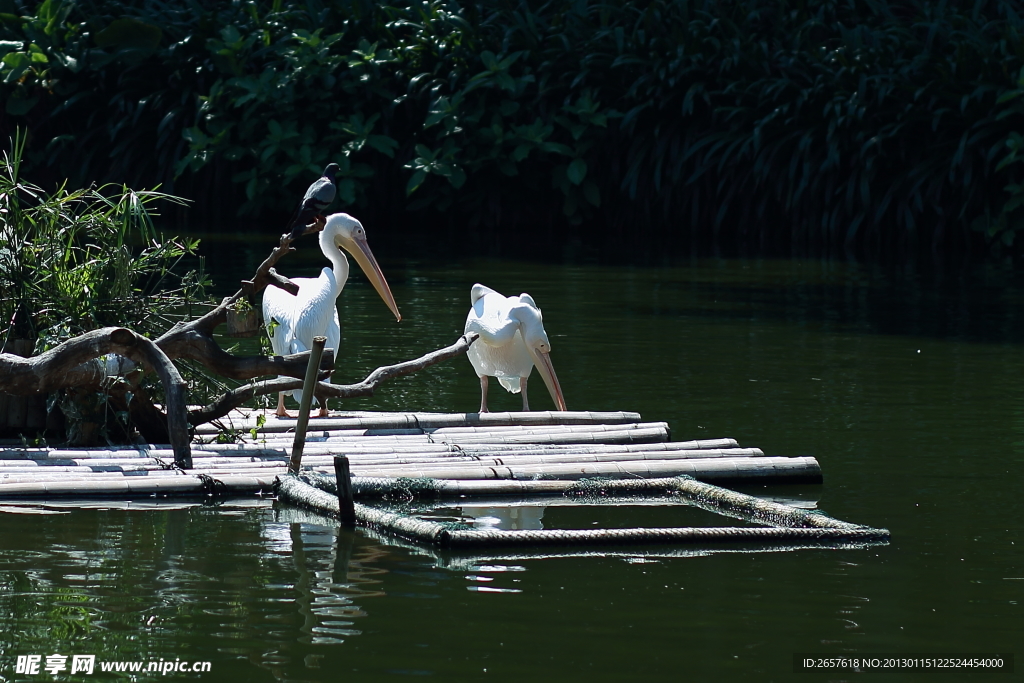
[334,455,356,528]
[290,336,327,473]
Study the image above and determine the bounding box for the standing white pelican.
[464,284,567,413]
[263,213,401,417]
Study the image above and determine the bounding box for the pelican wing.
[262,270,339,401]
[263,284,300,358]
[470,283,500,306]
[465,287,533,385]
[465,289,519,346]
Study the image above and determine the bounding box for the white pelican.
[263,213,401,417]
[464,284,567,413]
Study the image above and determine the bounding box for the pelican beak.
[341,233,402,322]
[529,348,567,411]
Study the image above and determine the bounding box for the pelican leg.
[520,376,530,412]
[317,395,329,418]
[479,375,490,413]
[274,392,292,418]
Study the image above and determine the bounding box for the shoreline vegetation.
[2,0,1024,259]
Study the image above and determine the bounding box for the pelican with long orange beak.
[464,284,567,413]
[263,213,401,417]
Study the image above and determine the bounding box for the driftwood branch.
[0,327,192,468]
[154,322,334,381]
[322,332,479,399]
[132,335,192,469]
[154,218,326,379]
[189,333,478,425]
[265,268,300,295]
[1,327,146,394]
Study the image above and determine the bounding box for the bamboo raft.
[0,409,821,498]
[0,408,889,551]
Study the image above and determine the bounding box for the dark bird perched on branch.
[285,163,340,240]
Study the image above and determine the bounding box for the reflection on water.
[3,254,1024,680]
[460,505,547,531]
[0,492,865,680]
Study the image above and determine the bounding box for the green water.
[2,251,1022,681]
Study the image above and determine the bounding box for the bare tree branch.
[2,328,145,393]
[265,268,299,295]
[0,327,192,468]
[154,219,326,379]
[188,333,478,425]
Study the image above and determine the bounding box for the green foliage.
[2,0,1024,253]
[983,67,1024,247]
[0,131,221,443]
[0,132,210,349]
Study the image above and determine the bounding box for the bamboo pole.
[193,436,740,456]
[232,421,668,440]
[197,426,671,447]
[228,426,671,447]
[0,455,822,497]
[206,434,738,450]
[341,448,766,469]
[0,437,741,461]
[0,469,289,484]
[0,454,810,484]
[335,455,821,483]
[290,336,327,474]
[341,463,818,496]
[220,421,671,441]
[194,410,645,434]
[0,448,767,475]
[0,498,271,513]
[0,473,278,497]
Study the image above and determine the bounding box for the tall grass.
[0,132,209,350]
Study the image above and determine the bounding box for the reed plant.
[0,133,209,351]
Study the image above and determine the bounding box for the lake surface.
[2,242,1022,681]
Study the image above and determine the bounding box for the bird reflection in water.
[458,504,547,531]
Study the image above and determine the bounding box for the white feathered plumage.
[263,213,400,417]
[464,283,566,412]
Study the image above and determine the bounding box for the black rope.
[196,473,228,496]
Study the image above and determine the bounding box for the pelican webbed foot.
[274,393,292,418]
